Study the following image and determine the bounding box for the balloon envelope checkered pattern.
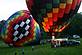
[26,0,81,32]
[1,10,41,47]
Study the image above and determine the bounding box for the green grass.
[0,39,82,55]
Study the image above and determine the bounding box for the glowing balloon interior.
[26,0,81,32]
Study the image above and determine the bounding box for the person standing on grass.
[14,51,17,55]
[22,49,24,55]
[32,45,34,51]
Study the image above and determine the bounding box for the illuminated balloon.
[26,0,81,33]
[1,10,41,47]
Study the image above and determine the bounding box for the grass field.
[0,39,82,55]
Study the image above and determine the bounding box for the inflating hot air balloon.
[26,0,81,36]
[1,10,41,47]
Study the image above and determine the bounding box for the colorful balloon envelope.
[1,10,41,47]
[26,0,81,32]
[0,20,5,37]
[0,23,2,35]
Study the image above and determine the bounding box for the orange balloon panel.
[26,0,81,32]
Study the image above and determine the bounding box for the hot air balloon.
[0,20,5,40]
[1,10,41,47]
[26,0,81,36]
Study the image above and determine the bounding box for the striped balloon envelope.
[1,10,41,47]
[26,0,81,32]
